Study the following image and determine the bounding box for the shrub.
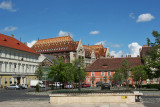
[146,84,159,89]
[36,84,40,92]
[51,85,54,90]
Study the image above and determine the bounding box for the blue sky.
[0,0,160,57]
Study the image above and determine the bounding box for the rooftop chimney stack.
[121,55,123,58]
[11,34,14,38]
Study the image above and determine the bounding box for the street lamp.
[78,62,81,91]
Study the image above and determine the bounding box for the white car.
[6,84,20,90]
[64,84,74,89]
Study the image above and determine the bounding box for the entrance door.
[17,77,20,84]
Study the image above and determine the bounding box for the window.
[5,63,7,72]
[9,64,11,72]
[29,78,31,84]
[4,78,7,85]
[92,81,94,84]
[9,78,12,84]
[108,71,111,76]
[0,50,2,57]
[26,78,28,84]
[0,78,1,85]
[101,71,104,76]
[91,72,94,77]
[0,63,2,72]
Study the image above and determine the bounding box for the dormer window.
[17,43,20,45]
[102,64,108,68]
[3,38,7,41]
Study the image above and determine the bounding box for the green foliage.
[48,57,87,84]
[103,76,107,83]
[145,30,160,78]
[113,69,123,83]
[36,84,40,92]
[35,65,44,80]
[131,65,148,84]
[51,85,54,90]
[91,76,96,82]
[146,84,159,89]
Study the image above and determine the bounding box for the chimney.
[128,55,131,57]
[137,55,140,57]
[11,34,14,38]
[121,55,123,58]
[24,42,28,46]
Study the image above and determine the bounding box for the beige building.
[0,34,39,88]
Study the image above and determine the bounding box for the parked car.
[82,84,87,88]
[64,84,74,89]
[6,84,20,90]
[101,83,110,90]
[86,84,91,87]
[20,84,28,89]
[96,81,102,87]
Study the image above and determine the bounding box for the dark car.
[101,83,110,90]
[96,81,102,87]
[86,84,91,87]
[82,84,87,88]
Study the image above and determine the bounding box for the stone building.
[32,36,111,66]
[0,34,39,88]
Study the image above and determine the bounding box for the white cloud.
[128,42,142,57]
[110,50,123,58]
[129,13,135,19]
[27,40,37,48]
[58,30,73,37]
[90,30,99,35]
[136,13,154,22]
[95,41,106,46]
[110,42,142,58]
[1,26,17,32]
[0,1,16,12]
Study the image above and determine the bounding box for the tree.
[91,76,96,87]
[113,69,122,85]
[131,65,148,88]
[48,57,67,83]
[103,76,107,83]
[119,59,130,88]
[145,31,160,79]
[35,65,44,80]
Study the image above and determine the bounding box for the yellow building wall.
[0,75,37,88]
[0,76,13,88]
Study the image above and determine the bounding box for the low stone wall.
[49,92,143,104]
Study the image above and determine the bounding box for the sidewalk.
[0,101,144,107]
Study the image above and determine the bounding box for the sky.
[0,0,160,57]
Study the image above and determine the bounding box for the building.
[85,57,143,86]
[0,34,39,88]
[32,36,111,66]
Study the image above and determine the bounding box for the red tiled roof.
[32,36,78,53]
[0,33,38,54]
[86,57,142,71]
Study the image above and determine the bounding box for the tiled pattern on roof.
[32,36,79,53]
[0,33,38,54]
[86,57,142,71]
[83,45,106,58]
[32,36,107,59]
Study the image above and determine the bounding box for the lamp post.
[78,62,81,91]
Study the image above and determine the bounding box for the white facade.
[0,45,39,87]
